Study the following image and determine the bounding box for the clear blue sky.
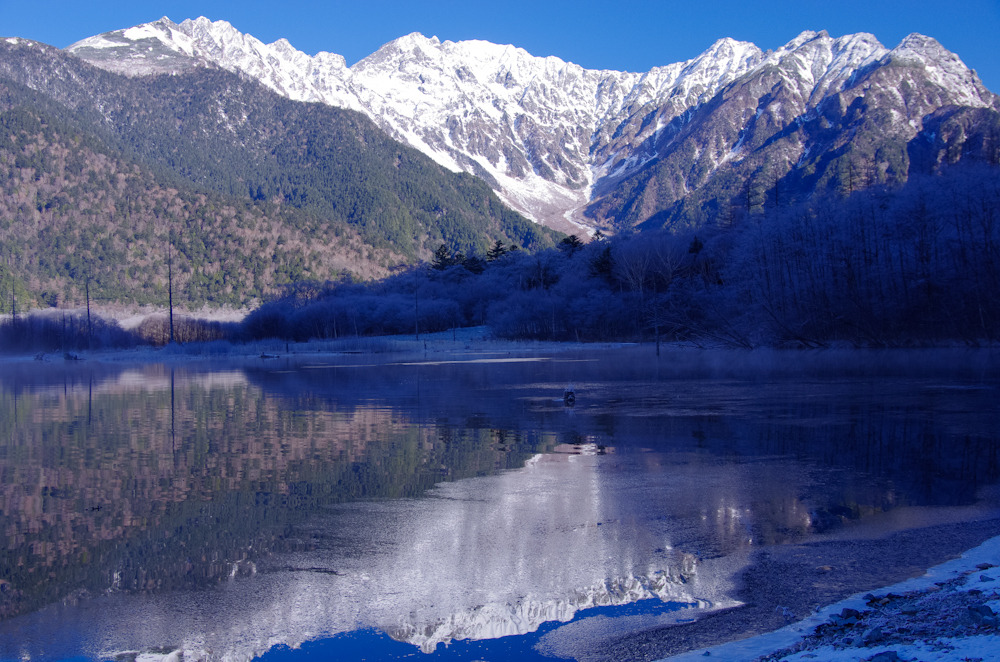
[2,0,998,92]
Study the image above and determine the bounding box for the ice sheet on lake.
[0,445,787,661]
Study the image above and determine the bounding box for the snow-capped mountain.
[385,566,735,653]
[68,18,999,233]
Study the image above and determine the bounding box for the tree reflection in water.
[0,348,997,660]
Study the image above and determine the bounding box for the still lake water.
[1,347,999,661]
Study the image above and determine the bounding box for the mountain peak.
[61,20,997,231]
[891,32,958,66]
[67,16,202,76]
[179,16,238,34]
[702,36,761,60]
[786,30,826,48]
[386,31,439,51]
[885,33,993,107]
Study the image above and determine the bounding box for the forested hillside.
[0,39,551,312]
[0,97,395,309]
[243,164,1000,347]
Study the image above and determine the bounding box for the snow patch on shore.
[664,534,1000,661]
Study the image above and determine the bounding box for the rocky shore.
[756,558,1000,661]
[577,517,1000,662]
[658,523,1000,662]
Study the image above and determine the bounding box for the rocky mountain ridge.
[0,36,550,311]
[68,18,999,233]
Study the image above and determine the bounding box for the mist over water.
[0,347,998,660]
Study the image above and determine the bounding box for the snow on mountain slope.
[67,18,997,233]
[66,17,761,231]
[887,33,995,109]
[65,18,204,77]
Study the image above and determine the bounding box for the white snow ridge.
[68,18,997,233]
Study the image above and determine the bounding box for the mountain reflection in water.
[0,348,998,661]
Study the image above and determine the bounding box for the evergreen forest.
[0,41,552,313]
[239,165,1000,348]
